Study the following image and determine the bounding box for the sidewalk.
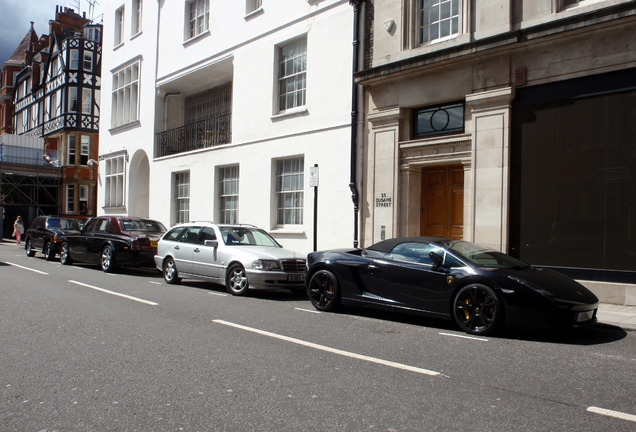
[1,238,634,331]
[597,303,636,331]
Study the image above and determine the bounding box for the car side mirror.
[429,251,444,271]
[204,240,219,248]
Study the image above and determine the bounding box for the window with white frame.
[80,136,90,165]
[70,49,79,70]
[115,6,125,46]
[246,0,262,14]
[69,87,78,112]
[67,135,76,165]
[418,0,459,44]
[219,165,239,224]
[66,184,75,213]
[277,37,307,112]
[105,155,126,207]
[174,172,190,224]
[132,0,143,35]
[83,51,93,71]
[82,88,92,114]
[79,185,89,214]
[111,61,140,128]
[186,0,209,40]
[276,157,304,225]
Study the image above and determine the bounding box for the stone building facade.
[356,0,636,303]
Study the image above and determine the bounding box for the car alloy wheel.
[453,283,502,335]
[60,242,72,265]
[100,245,117,273]
[43,242,55,261]
[25,240,35,257]
[163,257,181,284]
[226,264,249,296]
[308,270,341,312]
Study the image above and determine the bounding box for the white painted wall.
[99,0,355,255]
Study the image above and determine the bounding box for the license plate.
[150,241,158,248]
[288,274,305,282]
[576,309,595,322]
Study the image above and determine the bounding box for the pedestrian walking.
[13,216,24,245]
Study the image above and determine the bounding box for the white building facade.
[99,0,356,254]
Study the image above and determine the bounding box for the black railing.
[156,114,231,157]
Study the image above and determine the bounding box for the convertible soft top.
[366,236,451,253]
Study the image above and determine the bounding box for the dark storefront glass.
[511,70,635,281]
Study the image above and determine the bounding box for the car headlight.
[252,259,280,271]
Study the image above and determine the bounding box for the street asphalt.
[1,238,634,331]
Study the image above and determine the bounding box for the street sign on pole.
[310,165,319,187]
[312,164,318,251]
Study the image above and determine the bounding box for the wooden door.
[420,165,464,239]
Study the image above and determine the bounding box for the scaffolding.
[0,139,61,239]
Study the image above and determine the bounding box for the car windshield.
[47,218,81,230]
[121,220,166,232]
[220,227,280,247]
[438,240,529,269]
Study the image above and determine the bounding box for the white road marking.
[295,307,321,314]
[68,280,158,306]
[148,281,162,285]
[213,319,442,377]
[439,332,488,342]
[587,407,636,423]
[208,292,228,297]
[6,262,48,275]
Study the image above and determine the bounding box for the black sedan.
[305,237,599,335]
[59,216,166,272]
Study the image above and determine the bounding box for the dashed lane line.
[213,319,443,377]
[587,407,636,423]
[295,307,321,314]
[6,262,48,275]
[69,280,158,306]
[439,332,489,342]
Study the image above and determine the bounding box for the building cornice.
[356,2,636,86]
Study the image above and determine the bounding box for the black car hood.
[494,267,598,304]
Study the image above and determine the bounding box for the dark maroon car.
[59,216,166,272]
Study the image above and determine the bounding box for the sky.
[0,0,103,66]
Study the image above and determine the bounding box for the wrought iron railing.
[156,114,231,157]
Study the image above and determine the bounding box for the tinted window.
[163,227,186,241]
[199,227,217,243]
[389,242,439,265]
[121,219,166,232]
[181,227,202,244]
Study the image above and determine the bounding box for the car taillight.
[131,240,140,250]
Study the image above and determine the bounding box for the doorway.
[420,165,464,239]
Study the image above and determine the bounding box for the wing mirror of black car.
[204,240,219,248]
[429,252,444,271]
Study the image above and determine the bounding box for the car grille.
[281,259,306,273]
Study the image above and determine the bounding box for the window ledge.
[244,7,264,20]
[131,31,143,41]
[108,120,141,135]
[269,228,306,236]
[113,42,124,51]
[183,30,211,47]
[271,107,308,122]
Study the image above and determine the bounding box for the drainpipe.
[349,0,364,248]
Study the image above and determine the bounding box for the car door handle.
[194,248,200,253]
[174,245,180,250]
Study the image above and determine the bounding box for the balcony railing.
[156,114,231,158]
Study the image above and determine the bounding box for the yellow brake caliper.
[464,297,471,320]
